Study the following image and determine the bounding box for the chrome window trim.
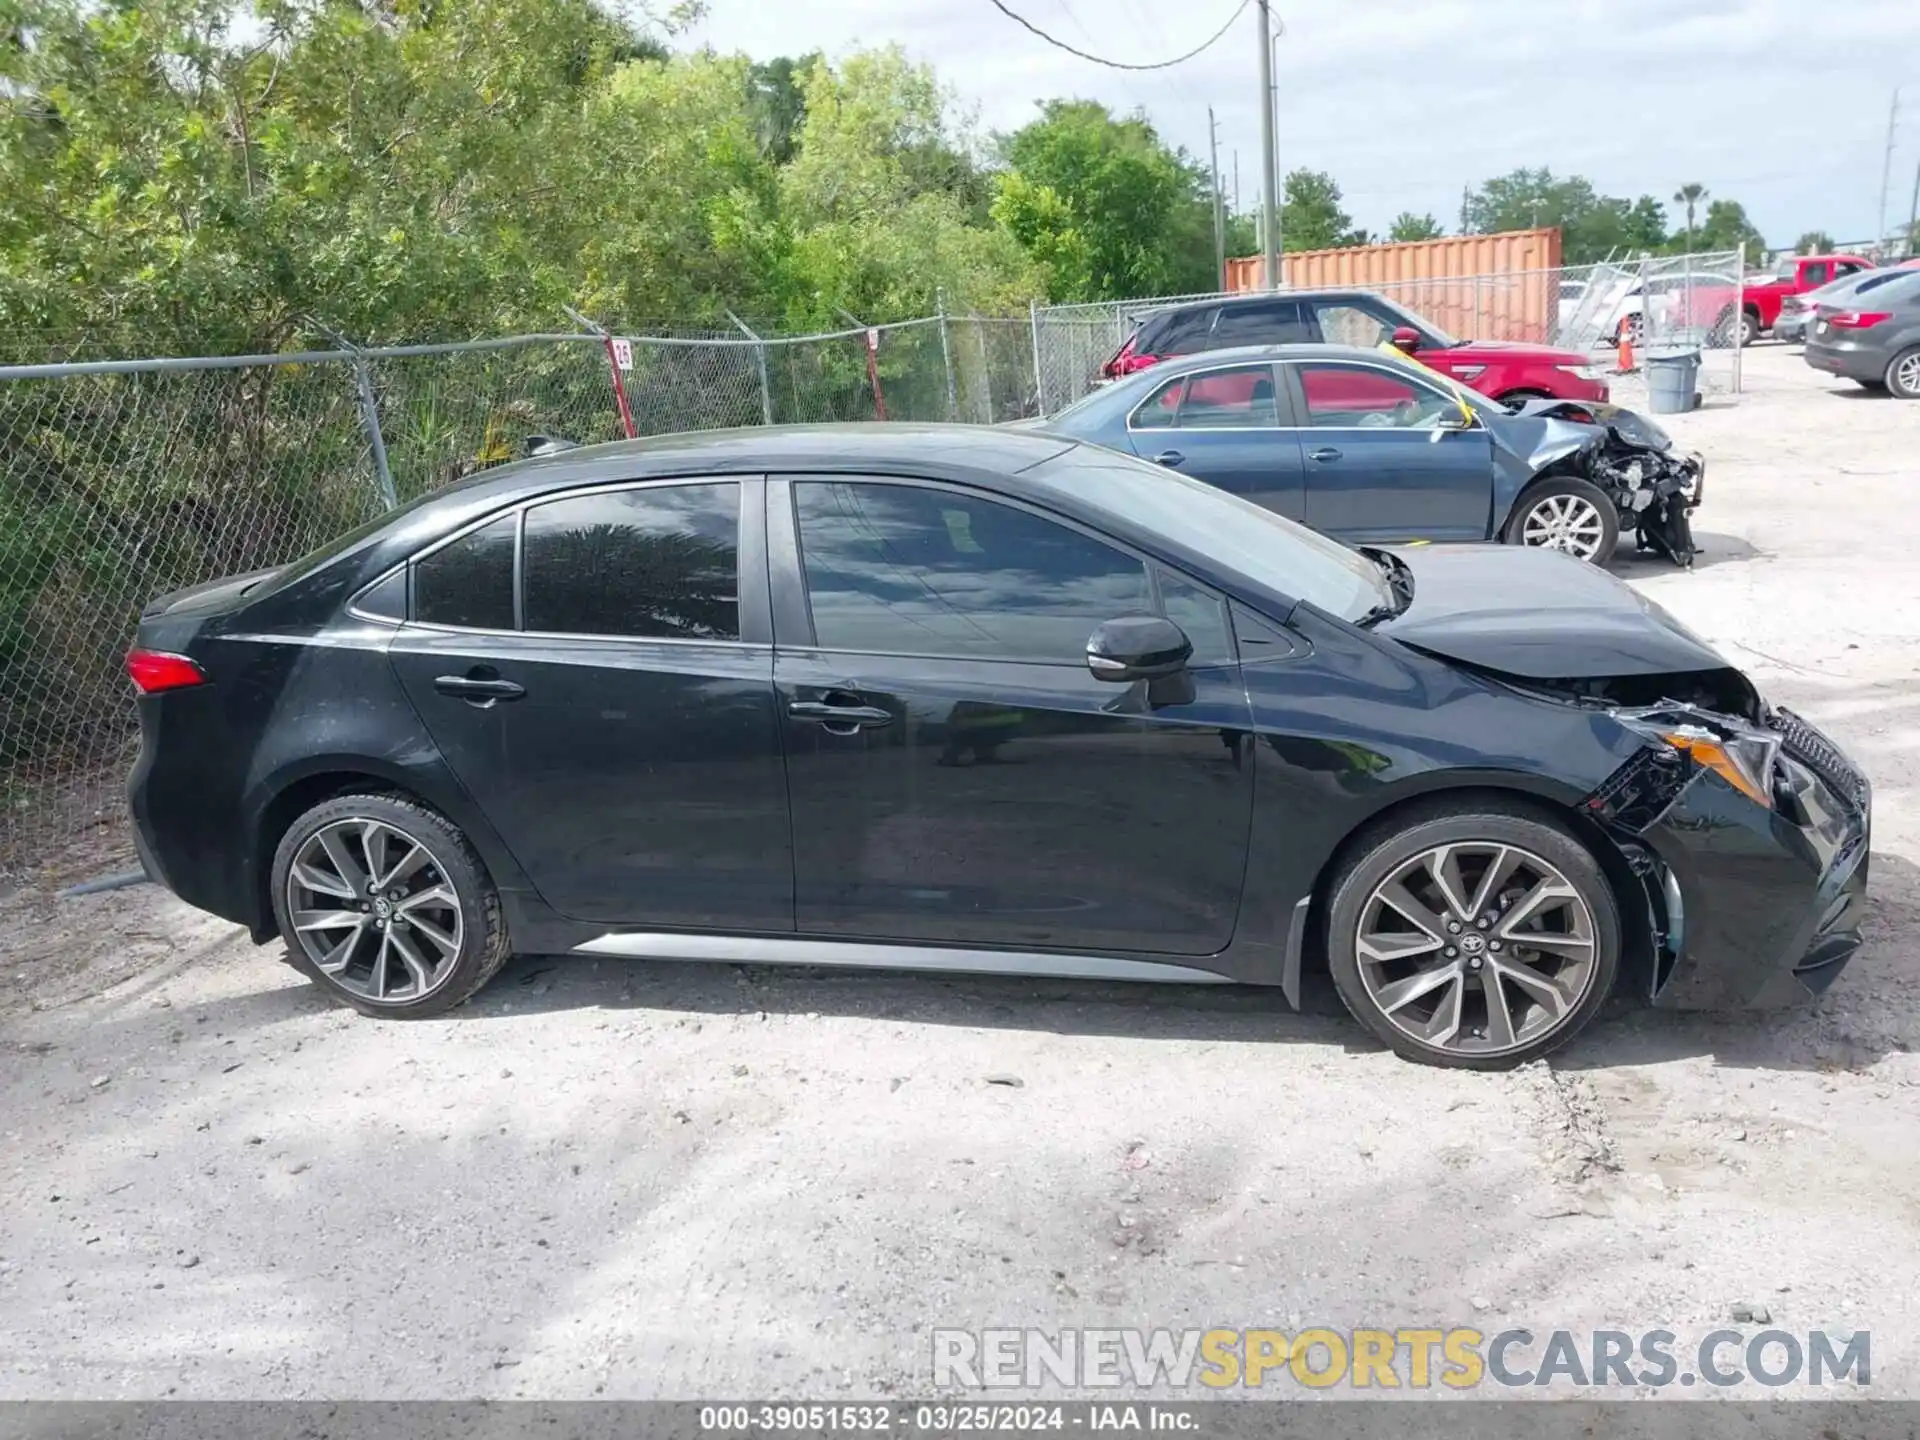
[1123,360,1288,434]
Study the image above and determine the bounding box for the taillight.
[1117,352,1161,374]
[1826,311,1891,329]
[126,649,206,694]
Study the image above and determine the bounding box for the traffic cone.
[1616,322,1636,374]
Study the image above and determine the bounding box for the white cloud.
[689,0,1920,247]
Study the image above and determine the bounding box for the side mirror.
[1086,614,1191,683]
[1390,326,1421,353]
[1435,406,1475,430]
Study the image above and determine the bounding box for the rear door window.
[413,515,517,630]
[1176,365,1281,427]
[521,482,741,640]
[1137,307,1217,356]
[1209,300,1310,348]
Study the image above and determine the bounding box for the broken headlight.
[1614,707,1781,809]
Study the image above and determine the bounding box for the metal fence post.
[1029,299,1047,416]
[349,351,399,510]
[1733,242,1746,395]
[936,289,959,422]
[309,320,398,508]
[1637,253,1651,351]
[727,310,775,426]
[563,305,638,438]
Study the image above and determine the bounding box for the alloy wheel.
[1519,495,1608,560]
[1353,841,1599,1058]
[1893,351,1920,397]
[285,818,464,1005]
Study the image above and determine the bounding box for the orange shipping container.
[1225,228,1564,344]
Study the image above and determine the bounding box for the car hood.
[1440,339,1590,367]
[1375,544,1728,678]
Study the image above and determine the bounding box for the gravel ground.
[1,345,1916,1402]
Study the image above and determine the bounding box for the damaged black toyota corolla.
[126,426,1867,1068]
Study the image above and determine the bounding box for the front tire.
[1324,800,1621,1069]
[1503,476,1620,565]
[1885,347,1920,400]
[270,792,510,1017]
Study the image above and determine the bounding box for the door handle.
[433,672,526,705]
[1153,450,1185,467]
[1308,446,1343,463]
[787,699,894,733]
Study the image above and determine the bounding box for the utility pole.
[1908,153,1920,258]
[1232,149,1240,222]
[1208,107,1226,290]
[1257,0,1278,291]
[1876,88,1900,255]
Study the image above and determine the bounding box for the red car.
[1669,253,1875,345]
[1102,289,1611,404]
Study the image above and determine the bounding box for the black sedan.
[127,426,1869,1068]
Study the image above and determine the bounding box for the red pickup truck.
[1673,254,1875,344]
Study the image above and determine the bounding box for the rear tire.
[1885,347,1920,400]
[269,793,510,1018]
[1503,476,1620,565]
[1324,799,1621,1070]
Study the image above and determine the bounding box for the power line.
[981,0,1251,71]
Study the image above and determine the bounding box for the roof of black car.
[434,422,1081,507]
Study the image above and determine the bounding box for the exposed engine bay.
[1510,399,1704,568]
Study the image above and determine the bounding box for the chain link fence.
[0,316,1044,873]
[1029,251,1751,415]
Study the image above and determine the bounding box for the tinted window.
[1156,567,1233,667]
[1802,261,1831,287]
[1210,300,1309,347]
[1133,375,1186,429]
[796,482,1150,662]
[522,483,739,640]
[1311,301,1395,348]
[1024,447,1386,624]
[1295,362,1459,428]
[1179,365,1279,427]
[414,515,516,630]
[1137,306,1216,354]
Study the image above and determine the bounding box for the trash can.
[1645,348,1701,415]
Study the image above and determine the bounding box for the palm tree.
[1673,183,1709,251]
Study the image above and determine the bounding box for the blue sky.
[691,0,1920,251]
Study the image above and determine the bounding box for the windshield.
[1026,444,1389,623]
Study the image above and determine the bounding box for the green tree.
[993,100,1215,301]
[747,54,821,166]
[1387,212,1444,243]
[1623,196,1668,251]
[1694,198,1765,257]
[1795,230,1834,255]
[1672,182,1709,250]
[1280,169,1365,251]
[775,48,1033,322]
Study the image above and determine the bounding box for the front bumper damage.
[1584,706,1870,1008]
